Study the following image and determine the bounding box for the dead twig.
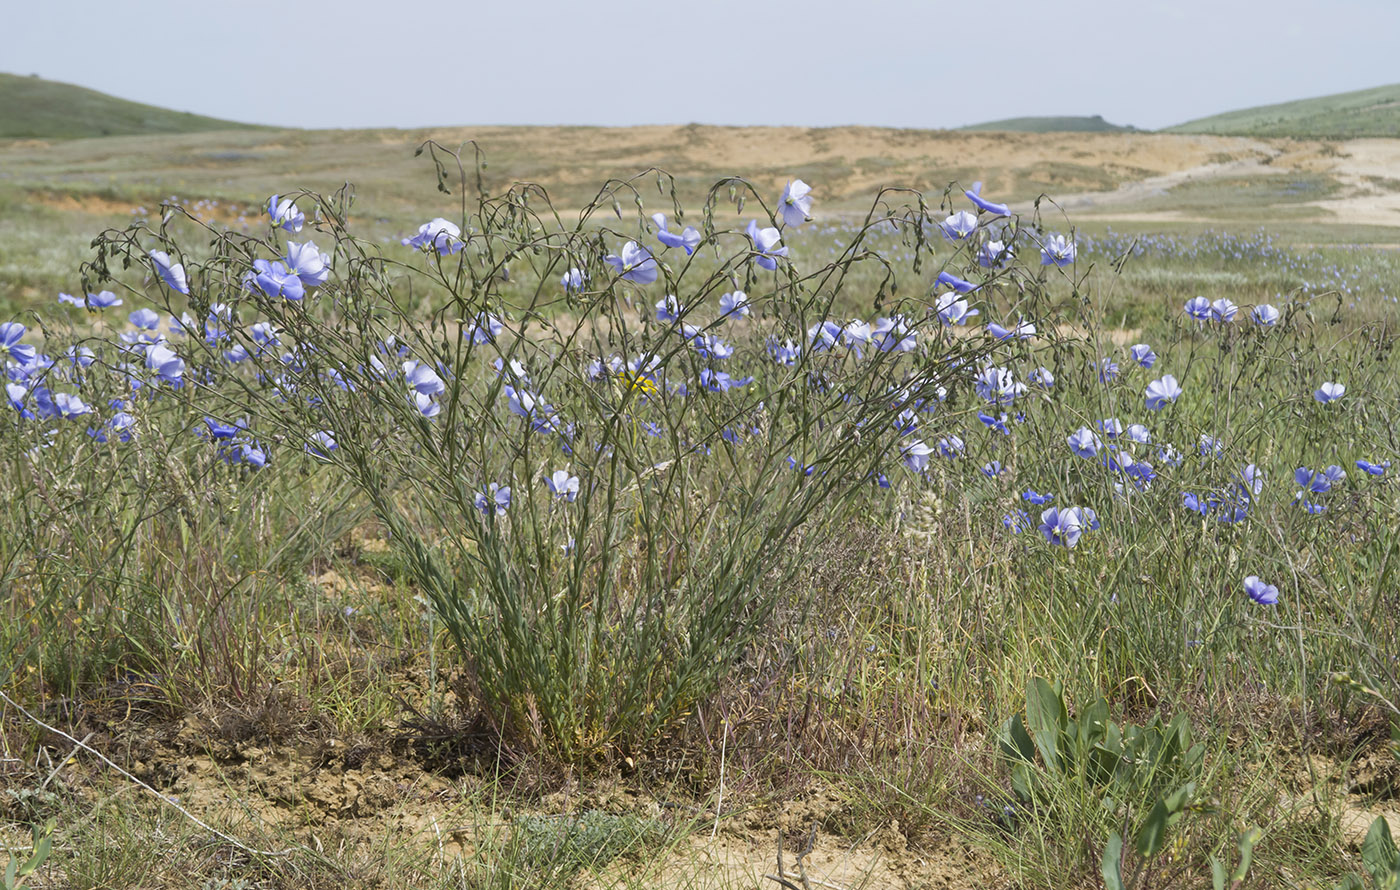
[765,822,819,890]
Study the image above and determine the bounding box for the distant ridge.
[1165,83,1400,138]
[0,72,264,140]
[958,114,1135,133]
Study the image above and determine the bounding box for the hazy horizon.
[10,0,1398,132]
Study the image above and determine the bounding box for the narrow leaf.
[1231,826,1261,883]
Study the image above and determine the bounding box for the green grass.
[0,73,264,140]
[1165,83,1400,138]
[959,114,1135,133]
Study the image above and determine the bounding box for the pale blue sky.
[8,0,1397,131]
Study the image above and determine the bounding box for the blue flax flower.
[1068,427,1101,459]
[403,218,464,254]
[779,180,813,227]
[873,316,917,353]
[604,241,659,284]
[129,308,160,331]
[467,312,503,344]
[475,483,511,516]
[1003,510,1032,533]
[1039,234,1075,266]
[73,290,122,311]
[89,411,135,444]
[979,411,1009,434]
[250,259,305,301]
[941,211,977,241]
[561,267,586,291]
[901,440,934,472]
[144,343,185,386]
[1210,298,1238,322]
[936,292,979,326]
[938,435,965,458]
[1145,375,1182,411]
[841,321,871,357]
[719,291,749,319]
[1183,296,1211,321]
[307,431,338,459]
[655,294,683,323]
[978,239,1012,268]
[285,241,331,288]
[0,323,36,366]
[652,213,701,254]
[268,195,305,232]
[1295,465,1345,493]
[965,182,1010,217]
[768,339,800,365]
[546,470,580,502]
[986,319,1035,341]
[1314,382,1344,404]
[403,360,445,397]
[149,250,189,295]
[1039,506,1088,548]
[746,220,788,271]
[1244,576,1278,605]
[937,270,976,293]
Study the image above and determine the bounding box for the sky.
[7,0,1399,132]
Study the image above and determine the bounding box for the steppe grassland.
[0,126,1398,890]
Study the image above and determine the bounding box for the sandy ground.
[407,127,1400,228]
[1034,136,1400,229]
[1307,139,1400,227]
[7,125,1400,233]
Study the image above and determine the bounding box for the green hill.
[1165,83,1400,138]
[958,114,1134,133]
[0,72,264,140]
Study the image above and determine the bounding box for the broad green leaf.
[1136,798,1171,858]
[1184,742,1207,772]
[1363,816,1398,885]
[1027,678,1067,771]
[1088,743,1122,786]
[1158,714,1184,768]
[1011,763,1034,802]
[1000,714,1035,765]
[1078,696,1111,751]
[1164,781,1195,813]
[1211,856,1226,890]
[1102,832,1125,890]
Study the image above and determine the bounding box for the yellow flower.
[618,371,658,398]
